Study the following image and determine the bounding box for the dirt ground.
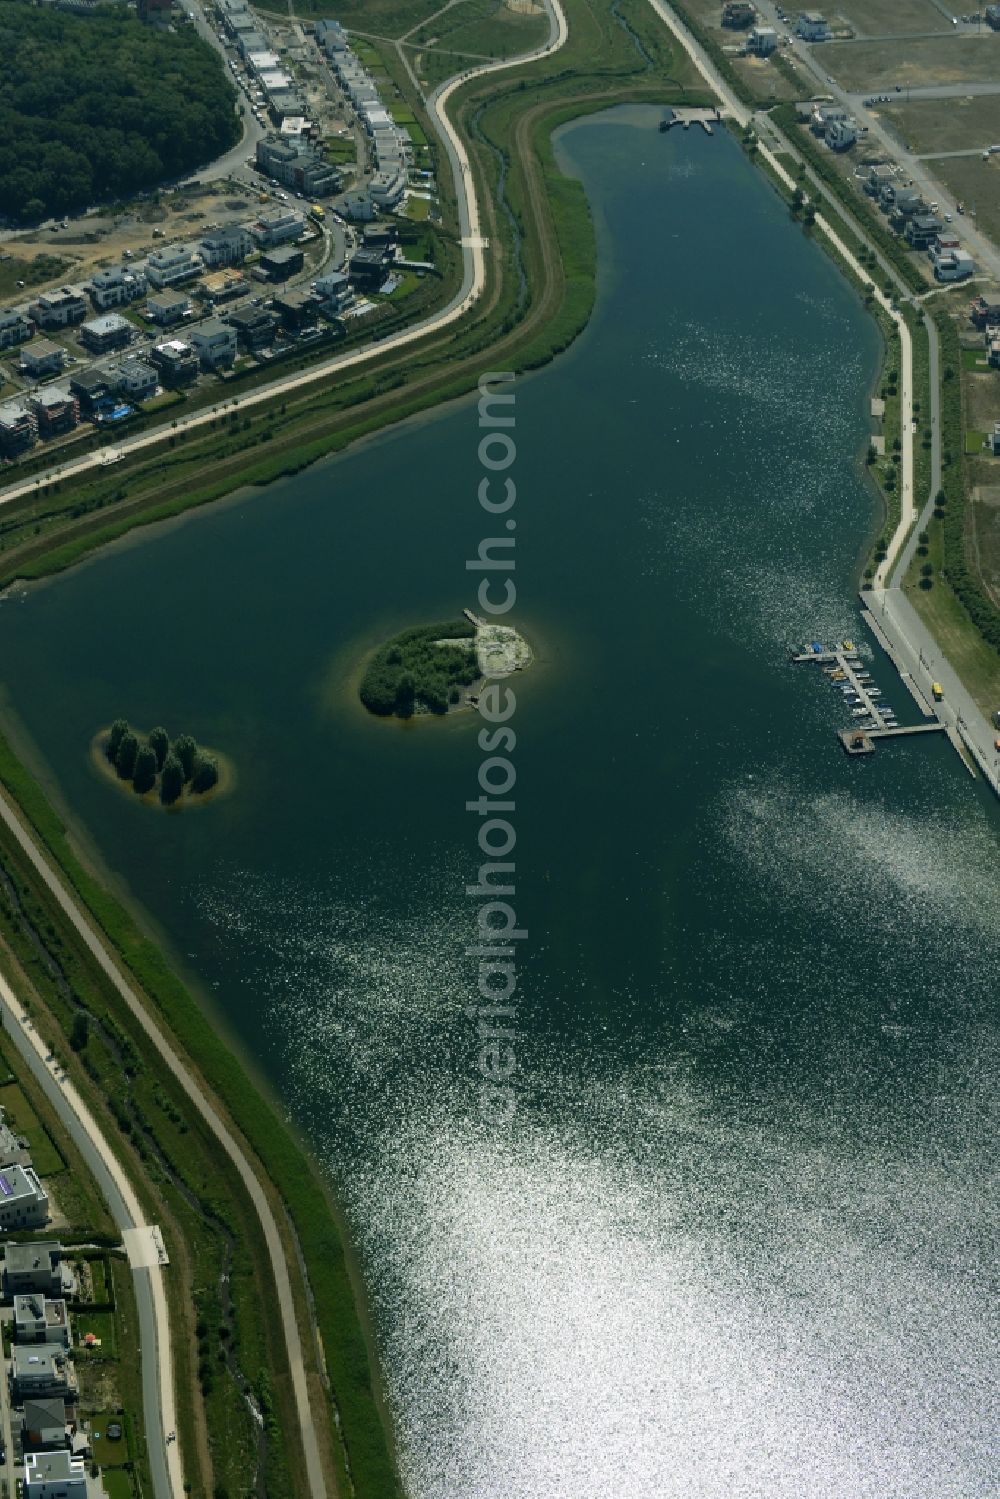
[881,93,1000,154]
[4,182,267,296]
[823,32,1000,91]
[970,482,1000,606]
[926,153,1000,249]
[829,0,950,38]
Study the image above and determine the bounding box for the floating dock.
[792,643,947,756]
[660,107,720,135]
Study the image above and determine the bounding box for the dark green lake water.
[0,110,995,1497]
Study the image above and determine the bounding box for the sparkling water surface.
[0,111,995,1496]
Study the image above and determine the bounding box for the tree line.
[107,719,219,805]
[0,3,239,222]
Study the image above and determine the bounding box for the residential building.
[147,290,192,327]
[369,169,406,209]
[0,308,35,350]
[0,402,37,458]
[932,229,961,256]
[238,29,268,56]
[934,250,975,282]
[29,389,79,439]
[268,89,308,121]
[14,1295,71,1347]
[314,17,348,53]
[272,286,319,330]
[21,1397,68,1451]
[0,1165,48,1228]
[69,368,110,415]
[797,10,827,40]
[722,0,755,25]
[80,313,133,355]
[340,191,377,221]
[348,247,393,289]
[887,187,929,218]
[747,25,777,54]
[249,209,305,248]
[224,306,278,352]
[905,214,943,249]
[825,120,857,151]
[20,340,66,379]
[865,164,895,197]
[11,1345,72,1401]
[29,289,86,330]
[362,223,396,250]
[811,105,846,135]
[150,340,200,385]
[90,265,147,311]
[109,359,158,401]
[260,245,304,280]
[989,421,1000,453]
[145,244,201,290]
[970,295,1000,328]
[189,319,238,370]
[2,1242,63,1297]
[24,1450,86,1499]
[200,269,247,304]
[256,135,339,196]
[314,271,353,312]
[988,331,1000,368]
[986,2,1000,26]
[198,225,254,268]
[247,49,281,74]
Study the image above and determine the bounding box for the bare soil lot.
[823,33,1000,91]
[881,94,1000,154]
[830,0,951,38]
[928,153,1000,248]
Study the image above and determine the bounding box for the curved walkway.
[0,967,180,1499]
[0,0,569,514]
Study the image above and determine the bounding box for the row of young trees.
[107,719,219,805]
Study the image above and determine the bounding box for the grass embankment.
[904,308,1000,714]
[359,618,478,716]
[0,728,384,1499]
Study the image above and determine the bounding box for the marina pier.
[791,641,948,758]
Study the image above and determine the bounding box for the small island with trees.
[358,612,532,719]
[94,719,229,808]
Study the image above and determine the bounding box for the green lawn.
[966,428,987,453]
[0,1080,65,1175]
[0,254,72,301]
[85,1258,109,1304]
[403,194,431,221]
[88,1411,129,1467]
[74,1309,117,1355]
[101,1471,133,1499]
[963,347,990,371]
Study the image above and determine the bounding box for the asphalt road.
[752,4,1000,279]
[0,966,179,1499]
[186,0,267,185]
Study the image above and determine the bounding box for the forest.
[359,619,481,717]
[0,3,239,221]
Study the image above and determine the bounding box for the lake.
[0,108,995,1498]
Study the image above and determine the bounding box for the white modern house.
[24,1450,87,1499]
